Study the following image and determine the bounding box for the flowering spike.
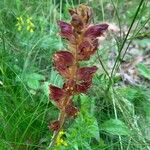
[48,4,108,148]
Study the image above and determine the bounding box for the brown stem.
[49,30,79,150]
[48,110,66,149]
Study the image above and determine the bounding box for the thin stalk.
[111,0,122,38]
[59,0,62,20]
[48,110,66,148]
[107,0,145,91]
[111,0,144,77]
[121,19,149,61]
[111,88,123,150]
[96,50,111,79]
[100,0,104,22]
[49,36,79,150]
[116,2,149,74]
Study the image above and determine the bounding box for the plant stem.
[48,110,66,149]
[49,30,79,150]
[107,0,144,91]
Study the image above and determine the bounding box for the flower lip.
[49,85,65,102]
[53,51,75,78]
[84,23,109,38]
[78,39,99,60]
[57,21,73,39]
[76,80,92,93]
[54,51,74,66]
[77,66,98,81]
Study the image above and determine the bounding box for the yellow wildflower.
[17,17,24,24]
[56,130,68,147]
[16,16,24,31]
[26,17,35,32]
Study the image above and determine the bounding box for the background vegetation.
[0,0,150,149]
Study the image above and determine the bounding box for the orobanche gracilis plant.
[49,4,108,148]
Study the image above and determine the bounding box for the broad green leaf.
[42,81,49,97]
[101,119,131,136]
[137,63,150,80]
[25,73,45,90]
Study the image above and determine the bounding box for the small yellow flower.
[56,130,68,147]
[16,16,35,32]
[17,17,24,25]
[26,17,35,32]
[16,16,24,31]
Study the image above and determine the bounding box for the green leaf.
[91,119,100,141]
[101,119,131,136]
[137,63,150,80]
[25,73,45,90]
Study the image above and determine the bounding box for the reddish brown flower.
[84,24,108,38]
[63,79,76,94]
[75,66,97,93]
[78,40,92,60]
[76,80,92,93]
[49,85,65,102]
[53,51,75,78]
[57,21,73,39]
[77,66,98,81]
[49,120,60,131]
[65,104,78,117]
[78,39,99,60]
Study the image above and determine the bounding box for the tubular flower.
[77,66,98,81]
[53,51,75,78]
[84,24,109,38]
[57,21,74,40]
[49,85,65,102]
[48,4,108,148]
